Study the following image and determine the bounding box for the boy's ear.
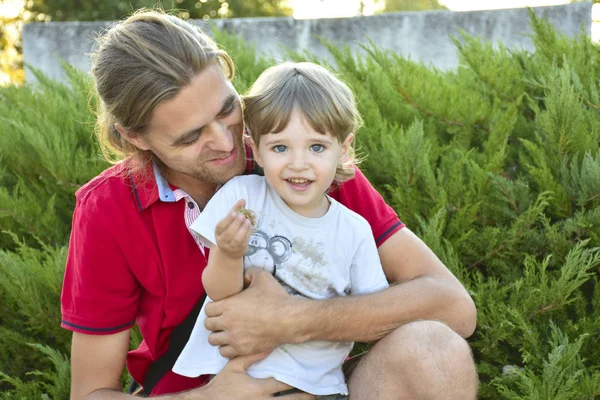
[249,136,264,167]
[342,133,354,157]
[114,123,151,151]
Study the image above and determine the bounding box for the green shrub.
[0,10,598,399]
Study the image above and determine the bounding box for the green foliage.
[1,13,599,399]
[0,234,68,346]
[211,28,275,94]
[494,324,600,400]
[0,62,106,249]
[0,344,70,399]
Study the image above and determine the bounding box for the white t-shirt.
[172,175,388,395]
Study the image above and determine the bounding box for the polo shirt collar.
[129,161,177,212]
[153,162,177,203]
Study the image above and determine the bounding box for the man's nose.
[207,121,234,152]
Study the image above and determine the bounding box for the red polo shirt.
[61,148,404,395]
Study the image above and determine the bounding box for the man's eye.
[220,101,238,117]
[221,104,236,116]
[310,144,325,153]
[273,145,287,153]
[183,134,200,146]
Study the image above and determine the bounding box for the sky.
[290,0,572,18]
[440,0,570,11]
[0,0,580,19]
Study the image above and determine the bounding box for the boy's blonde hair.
[243,62,362,183]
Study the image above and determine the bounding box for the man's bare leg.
[348,320,478,400]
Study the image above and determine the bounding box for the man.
[63,10,478,400]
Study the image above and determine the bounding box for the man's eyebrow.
[171,93,238,146]
[217,93,238,116]
[172,128,203,147]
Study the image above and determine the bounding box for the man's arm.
[71,330,131,400]
[70,332,313,400]
[293,227,476,342]
[204,228,476,357]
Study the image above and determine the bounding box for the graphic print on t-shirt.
[245,230,293,276]
[244,230,338,298]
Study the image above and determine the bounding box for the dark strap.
[141,292,207,396]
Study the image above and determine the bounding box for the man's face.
[136,63,246,188]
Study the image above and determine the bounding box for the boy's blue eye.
[310,144,325,153]
[273,145,287,153]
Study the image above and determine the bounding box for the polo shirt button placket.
[187,202,195,209]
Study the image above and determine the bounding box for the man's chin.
[201,158,246,184]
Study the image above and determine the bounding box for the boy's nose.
[289,150,308,170]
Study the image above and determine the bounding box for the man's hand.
[198,353,315,400]
[215,199,254,259]
[204,268,299,358]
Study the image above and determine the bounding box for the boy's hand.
[215,199,254,259]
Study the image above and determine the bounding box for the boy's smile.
[285,178,313,192]
[252,109,352,218]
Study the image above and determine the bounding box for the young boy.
[172,62,388,397]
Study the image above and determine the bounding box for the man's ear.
[249,136,264,167]
[114,123,151,151]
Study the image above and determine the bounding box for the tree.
[0,5,27,85]
[25,0,292,22]
[376,0,447,13]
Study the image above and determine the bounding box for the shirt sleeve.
[330,167,405,247]
[61,201,139,335]
[190,177,248,248]
[349,224,390,295]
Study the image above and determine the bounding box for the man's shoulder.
[76,162,127,199]
[74,162,139,213]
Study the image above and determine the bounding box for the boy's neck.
[284,195,331,218]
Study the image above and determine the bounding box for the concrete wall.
[22,2,592,83]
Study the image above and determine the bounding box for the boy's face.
[251,108,352,218]
[123,63,246,191]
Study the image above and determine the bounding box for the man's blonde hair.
[243,62,362,183]
[91,9,234,170]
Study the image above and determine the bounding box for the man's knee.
[349,321,478,400]
[368,320,476,380]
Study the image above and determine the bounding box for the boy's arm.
[202,246,245,301]
[202,199,253,301]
